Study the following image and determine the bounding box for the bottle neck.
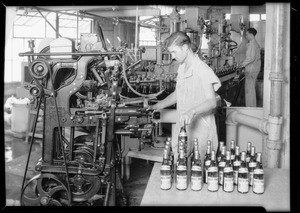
[231,141,235,149]
[235,147,240,156]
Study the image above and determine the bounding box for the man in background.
[239,28,261,107]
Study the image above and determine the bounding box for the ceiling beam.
[84,8,160,17]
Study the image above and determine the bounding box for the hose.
[121,59,164,98]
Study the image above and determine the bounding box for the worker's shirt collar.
[177,54,197,79]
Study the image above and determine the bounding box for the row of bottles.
[160,137,264,195]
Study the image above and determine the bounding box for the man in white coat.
[240,28,261,107]
[149,31,221,160]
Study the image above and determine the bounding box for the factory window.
[139,27,156,46]
[225,13,231,20]
[139,16,157,46]
[250,14,260,21]
[5,8,93,83]
[261,14,266,20]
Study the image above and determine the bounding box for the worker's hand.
[179,109,196,126]
[146,104,158,111]
[237,63,245,69]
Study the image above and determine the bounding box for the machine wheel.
[69,174,101,202]
[21,173,71,206]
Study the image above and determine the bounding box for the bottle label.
[161,175,171,190]
[179,132,187,137]
[224,177,234,191]
[249,172,254,186]
[205,160,211,166]
[219,162,226,167]
[249,162,257,168]
[177,165,187,171]
[208,167,218,172]
[234,171,238,184]
[205,169,208,183]
[254,169,264,175]
[176,175,187,190]
[238,167,248,173]
[191,176,202,191]
[161,165,171,170]
[224,167,233,173]
[253,179,264,194]
[219,171,224,185]
[231,155,235,160]
[191,165,202,171]
[238,178,249,193]
[207,176,218,191]
[233,161,241,167]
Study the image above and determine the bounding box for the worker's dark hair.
[247,28,257,36]
[163,31,191,49]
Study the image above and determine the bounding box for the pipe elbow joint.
[225,110,239,126]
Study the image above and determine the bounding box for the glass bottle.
[217,141,225,163]
[233,146,241,185]
[207,150,218,192]
[176,148,187,190]
[218,146,226,185]
[246,142,252,164]
[160,149,172,190]
[237,151,249,194]
[166,138,174,172]
[178,122,188,150]
[191,149,202,191]
[253,152,264,194]
[230,140,236,161]
[223,150,234,192]
[248,146,257,186]
[203,142,212,184]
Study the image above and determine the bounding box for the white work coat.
[175,54,221,160]
[242,39,261,107]
[242,39,261,76]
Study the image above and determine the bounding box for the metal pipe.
[103,182,111,206]
[134,6,139,61]
[19,51,123,57]
[90,67,104,85]
[93,118,100,163]
[69,127,75,160]
[226,110,269,135]
[264,3,288,168]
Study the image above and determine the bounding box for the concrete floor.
[4,121,154,206]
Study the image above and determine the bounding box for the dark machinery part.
[21,173,71,206]
[19,38,158,206]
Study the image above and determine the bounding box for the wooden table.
[141,163,290,211]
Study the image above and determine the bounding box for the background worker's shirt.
[242,39,261,75]
[176,54,221,158]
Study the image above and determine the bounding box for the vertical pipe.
[134,6,139,61]
[266,3,288,168]
[93,118,100,163]
[76,11,79,48]
[69,126,75,160]
[56,12,59,38]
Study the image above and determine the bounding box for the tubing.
[225,110,268,146]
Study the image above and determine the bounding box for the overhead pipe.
[226,3,287,169]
